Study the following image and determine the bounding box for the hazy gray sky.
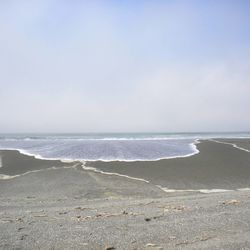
[0,0,250,133]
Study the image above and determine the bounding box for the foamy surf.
[1,131,249,162]
[0,139,200,162]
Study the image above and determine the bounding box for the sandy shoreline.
[0,139,250,249]
[88,139,250,190]
[0,150,77,176]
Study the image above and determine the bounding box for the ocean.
[0,132,249,162]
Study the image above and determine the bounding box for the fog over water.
[0,1,250,133]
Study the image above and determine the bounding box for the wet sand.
[1,140,250,249]
[89,140,250,190]
[217,138,250,151]
[0,150,76,176]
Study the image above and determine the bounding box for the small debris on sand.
[159,204,187,212]
[20,234,28,240]
[168,236,176,240]
[175,240,189,246]
[1,218,13,223]
[30,209,44,213]
[59,211,68,215]
[200,235,214,241]
[222,199,240,205]
[146,243,158,247]
[16,218,24,222]
[33,214,48,218]
[75,206,87,211]
[153,215,163,219]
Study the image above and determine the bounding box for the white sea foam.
[157,186,250,194]
[0,174,18,180]
[237,188,250,191]
[210,139,250,153]
[81,162,150,183]
[160,188,231,193]
[0,165,78,180]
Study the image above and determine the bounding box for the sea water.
[0,132,249,161]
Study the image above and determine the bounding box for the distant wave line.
[1,134,250,141]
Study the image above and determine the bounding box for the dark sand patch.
[88,140,250,190]
[0,150,77,175]
[216,138,250,151]
[0,150,165,200]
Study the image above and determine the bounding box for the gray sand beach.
[0,140,250,249]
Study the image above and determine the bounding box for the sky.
[0,0,250,133]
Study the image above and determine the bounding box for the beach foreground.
[0,140,250,249]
